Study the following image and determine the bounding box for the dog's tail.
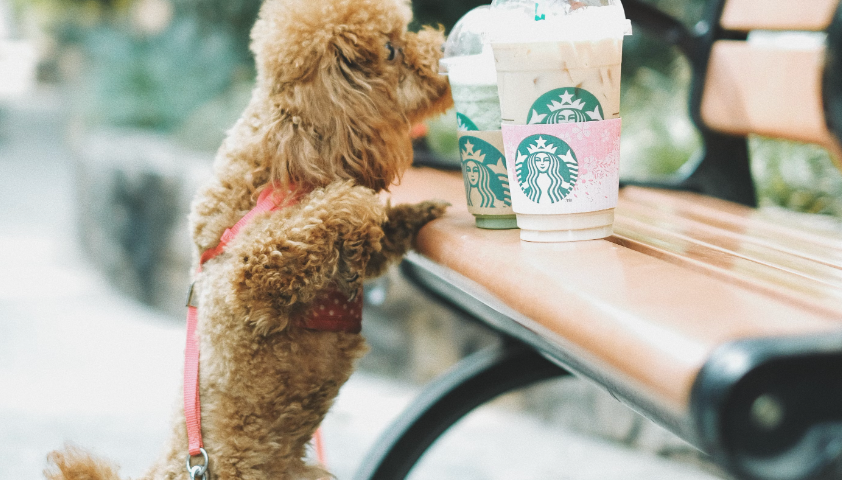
[44,446,124,480]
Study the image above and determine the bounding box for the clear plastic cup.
[488,0,631,242]
[440,6,517,230]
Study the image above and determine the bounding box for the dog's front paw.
[386,199,449,235]
[360,200,449,278]
[414,199,450,224]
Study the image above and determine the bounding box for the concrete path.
[0,90,724,480]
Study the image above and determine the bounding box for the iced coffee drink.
[494,37,623,125]
[490,0,631,242]
[441,6,517,230]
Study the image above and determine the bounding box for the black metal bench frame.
[354,2,842,480]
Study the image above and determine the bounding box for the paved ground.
[0,89,724,480]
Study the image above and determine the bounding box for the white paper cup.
[488,1,629,242]
[502,120,622,242]
[441,8,518,230]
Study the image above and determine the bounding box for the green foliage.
[172,79,253,151]
[616,0,706,179]
[634,0,707,29]
[75,17,243,131]
[619,53,701,178]
[169,0,260,66]
[751,137,842,217]
[28,0,259,136]
[411,0,490,32]
[619,0,707,83]
[425,109,460,163]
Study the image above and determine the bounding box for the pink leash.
[184,186,299,478]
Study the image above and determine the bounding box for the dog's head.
[251,0,453,192]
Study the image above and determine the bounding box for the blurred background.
[1,0,841,479]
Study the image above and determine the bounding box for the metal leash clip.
[186,448,209,480]
[186,281,199,308]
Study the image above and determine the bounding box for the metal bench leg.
[352,340,569,480]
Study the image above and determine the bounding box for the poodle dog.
[45,0,452,478]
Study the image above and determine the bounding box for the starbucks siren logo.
[460,137,511,208]
[457,112,479,132]
[527,88,604,125]
[515,135,578,204]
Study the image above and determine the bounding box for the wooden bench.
[354,1,842,480]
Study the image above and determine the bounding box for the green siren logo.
[527,88,604,125]
[456,112,479,132]
[460,137,511,208]
[515,135,578,204]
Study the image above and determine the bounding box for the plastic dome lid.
[488,0,632,43]
[439,6,496,76]
[491,0,625,15]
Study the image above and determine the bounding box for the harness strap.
[185,185,294,457]
[183,184,362,464]
[184,305,204,457]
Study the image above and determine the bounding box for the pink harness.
[183,185,363,478]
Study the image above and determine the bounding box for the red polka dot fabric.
[301,288,364,334]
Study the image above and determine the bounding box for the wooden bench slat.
[614,209,842,292]
[389,168,842,414]
[721,0,839,31]
[610,225,842,321]
[616,197,842,285]
[619,187,842,257]
[611,208,842,319]
[701,41,839,151]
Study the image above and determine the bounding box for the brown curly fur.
[45,0,452,478]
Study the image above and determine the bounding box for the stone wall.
[74,129,212,316]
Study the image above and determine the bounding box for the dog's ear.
[251,0,414,192]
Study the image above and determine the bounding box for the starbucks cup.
[489,0,631,242]
[440,7,517,230]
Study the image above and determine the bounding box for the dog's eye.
[385,42,397,62]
